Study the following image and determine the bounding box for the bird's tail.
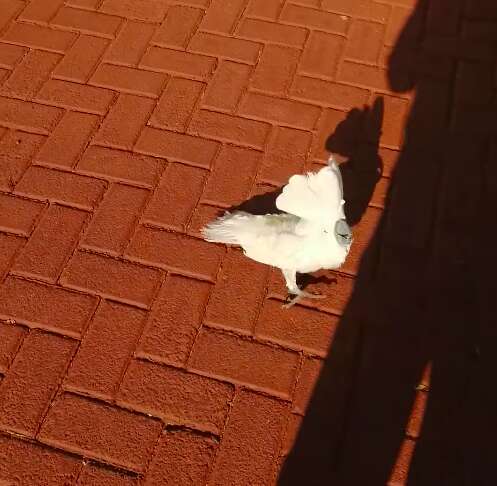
[201,211,250,245]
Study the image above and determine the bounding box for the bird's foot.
[283,290,326,309]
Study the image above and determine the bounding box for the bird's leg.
[282,268,300,295]
[281,269,325,308]
[282,268,301,308]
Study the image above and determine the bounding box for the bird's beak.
[335,218,353,246]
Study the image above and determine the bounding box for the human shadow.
[279,1,497,484]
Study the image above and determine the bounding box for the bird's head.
[334,218,353,248]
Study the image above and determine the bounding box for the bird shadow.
[328,97,384,226]
[297,273,337,290]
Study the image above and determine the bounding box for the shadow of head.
[327,97,384,226]
[326,97,384,157]
[228,98,385,223]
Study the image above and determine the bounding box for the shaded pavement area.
[1,0,496,484]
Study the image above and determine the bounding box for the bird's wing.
[276,157,344,222]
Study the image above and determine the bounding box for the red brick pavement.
[1,0,496,485]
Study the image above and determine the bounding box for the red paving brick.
[76,464,139,486]
[12,204,88,282]
[118,359,233,434]
[0,434,81,485]
[81,183,149,254]
[202,145,262,205]
[15,166,107,209]
[0,322,25,373]
[0,193,45,235]
[0,276,98,337]
[203,60,251,111]
[136,274,211,366]
[0,97,62,134]
[153,6,203,49]
[94,94,155,150]
[0,233,22,280]
[0,1,493,483]
[189,327,300,398]
[38,392,162,472]
[61,250,162,307]
[0,330,76,436]
[77,146,164,187]
[150,77,204,132]
[143,429,217,485]
[205,247,269,334]
[65,301,147,399]
[256,298,338,356]
[209,390,288,485]
[142,162,207,231]
[35,111,99,168]
[54,35,109,83]
[259,126,312,184]
[293,356,324,415]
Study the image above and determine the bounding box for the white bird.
[202,156,353,307]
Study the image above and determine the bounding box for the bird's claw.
[283,297,299,309]
[283,290,326,309]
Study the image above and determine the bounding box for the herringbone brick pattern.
[2,0,495,484]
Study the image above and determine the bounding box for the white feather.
[275,158,344,222]
[201,156,352,294]
[202,211,297,245]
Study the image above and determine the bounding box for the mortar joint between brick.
[72,460,87,485]
[113,274,169,396]
[184,257,224,366]
[188,2,210,46]
[0,237,38,287]
[120,161,169,257]
[231,0,252,36]
[33,333,81,438]
[184,158,214,233]
[284,41,308,100]
[0,320,29,373]
[203,383,243,485]
[250,270,276,337]
[182,80,210,136]
[43,205,91,285]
